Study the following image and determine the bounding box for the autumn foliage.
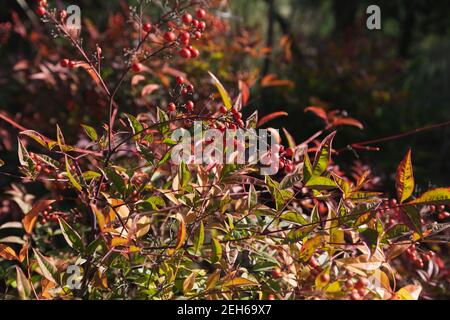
[0,0,449,300]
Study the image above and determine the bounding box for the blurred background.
[1,0,449,192]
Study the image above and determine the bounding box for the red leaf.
[257,112,288,127]
[304,106,329,123]
[332,117,364,130]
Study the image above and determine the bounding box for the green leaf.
[20,130,52,149]
[179,162,191,188]
[81,124,98,141]
[279,166,302,189]
[193,221,204,255]
[303,150,313,183]
[33,249,59,284]
[396,149,414,203]
[105,167,125,193]
[58,218,84,252]
[360,228,379,256]
[123,113,143,140]
[312,131,336,176]
[280,211,309,225]
[82,171,101,181]
[401,206,422,235]
[15,266,31,300]
[406,187,450,206]
[208,71,232,110]
[385,224,410,239]
[211,238,222,263]
[248,184,257,209]
[65,156,82,192]
[305,176,337,190]
[157,107,169,135]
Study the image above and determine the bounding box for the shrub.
[0,0,449,300]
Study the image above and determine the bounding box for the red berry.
[320,273,330,283]
[438,205,446,212]
[179,48,192,59]
[132,62,142,72]
[438,212,450,220]
[60,10,68,20]
[143,22,152,33]
[185,100,194,111]
[192,19,199,28]
[194,31,202,39]
[345,280,354,289]
[176,76,185,85]
[190,48,200,58]
[187,84,194,92]
[180,32,190,42]
[231,107,239,115]
[272,267,282,279]
[168,102,176,112]
[267,294,275,300]
[198,21,206,31]
[233,112,242,120]
[351,292,361,300]
[181,88,188,95]
[182,13,193,25]
[36,6,46,16]
[219,105,228,114]
[228,123,237,130]
[164,31,177,42]
[358,288,368,297]
[279,159,285,170]
[60,59,70,68]
[279,145,285,154]
[39,0,48,6]
[355,278,369,289]
[284,147,294,157]
[41,218,47,224]
[285,161,294,173]
[68,60,76,69]
[309,257,319,269]
[196,8,206,19]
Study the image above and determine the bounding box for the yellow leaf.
[208,71,232,110]
[183,272,197,294]
[396,285,422,300]
[0,244,18,261]
[396,149,414,203]
[406,187,450,206]
[206,270,221,291]
[222,277,259,288]
[111,237,128,247]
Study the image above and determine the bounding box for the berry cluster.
[405,244,435,269]
[167,76,195,113]
[39,204,59,224]
[430,204,450,220]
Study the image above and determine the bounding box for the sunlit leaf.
[58,218,84,252]
[208,71,232,110]
[396,149,414,203]
[312,131,336,176]
[15,266,31,300]
[406,187,450,206]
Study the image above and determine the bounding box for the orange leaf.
[239,80,250,106]
[77,62,101,87]
[0,244,18,261]
[396,149,414,203]
[257,112,288,127]
[332,117,364,130]
[304,106,329,123]
[168,213,186,255]
[22,199,55,234]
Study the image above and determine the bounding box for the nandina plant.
[0,0,449,300]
